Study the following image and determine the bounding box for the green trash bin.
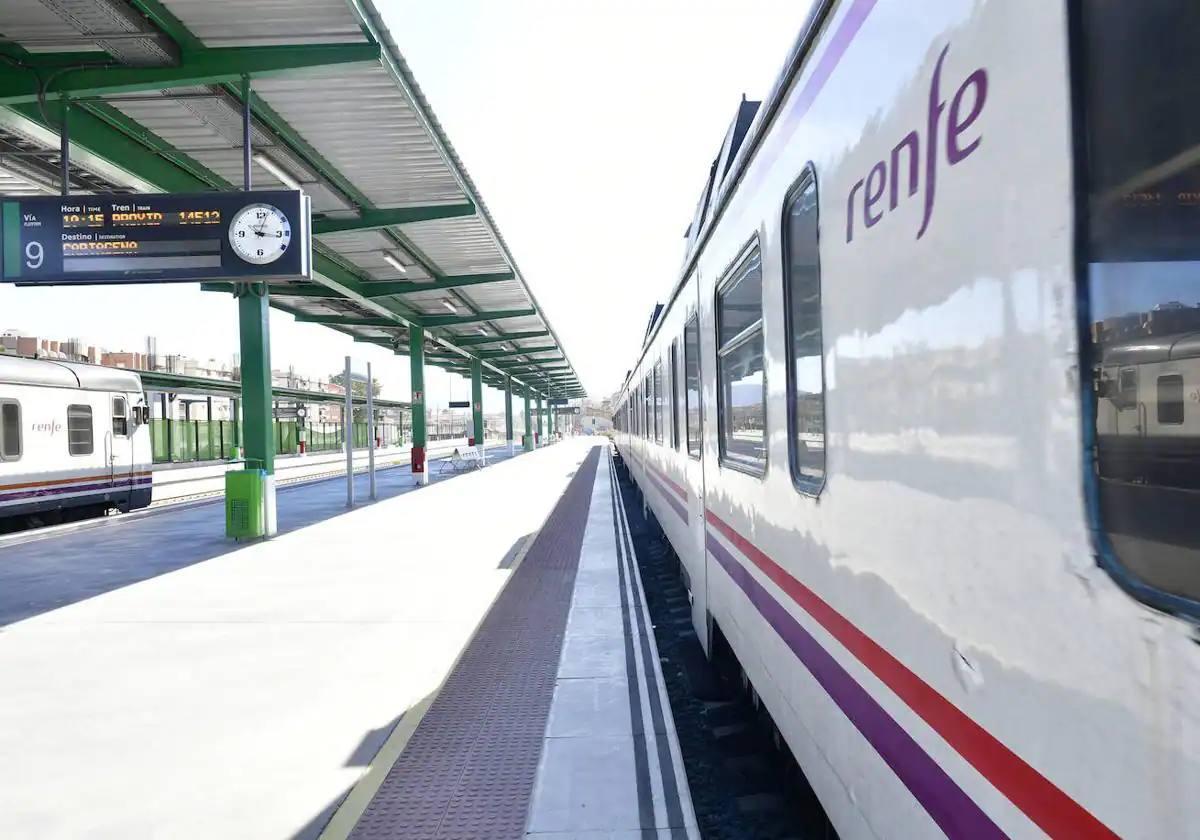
[226,467,266,540]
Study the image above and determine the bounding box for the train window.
[684,315,702,459]
[637,381,642,437]
[1156,375,1184,425]
[1079,0,1200,606]
[0,401,20,460]
[670,340,681,450]
[112,397,129,437]
[646,374,653,439]
[716,244,766,475]
[653,361,664,444]
[639,384,644,438]
[643,378,650,438]
[67,404,93,456]
[783,167,826,493]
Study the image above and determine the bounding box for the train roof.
[620,2,836,396]
[1101,331,1200,365]
[0,355,143,392]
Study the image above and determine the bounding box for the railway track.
[613,454,836,840]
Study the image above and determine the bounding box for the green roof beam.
[313,203,475,234]
[360,273,515,296]
[201,282,343,299]
[353,335,400,349]
[310,250,434,329]
[452,330,549,346]
[293,314,401,327]
[6,100,213,193]
[475,345,558,358]
[492,356,567,367]
[422,309,535,327]
[0,44,383,105]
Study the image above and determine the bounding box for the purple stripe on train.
[0,476,152,504]
[646,471,688,523]
[705,532,1005,839]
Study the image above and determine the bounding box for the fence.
[150,419,405,464]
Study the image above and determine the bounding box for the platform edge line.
[611,450,701,833]
[315,445,586,840]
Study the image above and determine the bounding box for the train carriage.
[614,1,1198,837]
[0,355,153,525]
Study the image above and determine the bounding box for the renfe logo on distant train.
[846,46,988,243]
[31,421,62,436]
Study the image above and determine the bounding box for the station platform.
[0,438,695,839]
[0,440,514,627]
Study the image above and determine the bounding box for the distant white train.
[0,355,152,525]
[615,1,1198,838]
[1096,320,1200,487]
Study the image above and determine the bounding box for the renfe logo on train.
[846,46,988,243]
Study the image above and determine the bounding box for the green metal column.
[536,395,544,446]
[523,389,534,451]
[470,356,484,450]
[409,326,428,484]
[236,283,276,535]
[503,375,514,453]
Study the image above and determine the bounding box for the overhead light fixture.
[253,153,301,191]
[382,253,408,275]
[476,326,488,336]
[442,300,458,314]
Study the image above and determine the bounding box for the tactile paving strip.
[349,445,602,840]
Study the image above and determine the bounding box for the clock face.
[228,203,291,265]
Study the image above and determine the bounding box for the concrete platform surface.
[0,441,517,627]
[525,448,698,839]
[0,439,594,840]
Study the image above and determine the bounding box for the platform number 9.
[24,241,43,270]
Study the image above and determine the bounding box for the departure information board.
[1,190,311,285]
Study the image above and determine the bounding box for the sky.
[0,0,812,412]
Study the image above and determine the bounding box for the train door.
[681,279,711,652]
[107,394,134,506]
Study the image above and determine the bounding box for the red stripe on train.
[646,462,687,502]
[704,509,1116,839]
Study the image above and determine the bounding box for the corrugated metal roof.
[162,0,364,47]
[252,66,468,206]
[0,0,584,397]
[0,0,104,53]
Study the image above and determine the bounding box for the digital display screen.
[1,190,310,285]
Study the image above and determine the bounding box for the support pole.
[344,356,354,506]
[409,327,428,484]
[504,375,514,455]
[60,96,70,195]
[470,356,484,464]
[161,393,172,463]
[231,397,240,454]
[536,395,544,447]
[523,390,533,452]
[241,74,252,191]
[367,361,377,500]
[345,355,352,506]
[237,284,276,535]
[231,75,278,536]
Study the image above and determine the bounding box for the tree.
[329,371,383,422]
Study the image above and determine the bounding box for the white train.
[614,1,1198,838]
[0,355,152,526]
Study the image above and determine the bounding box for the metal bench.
[436,447,486,475]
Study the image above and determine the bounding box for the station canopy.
[0,0,584,400]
